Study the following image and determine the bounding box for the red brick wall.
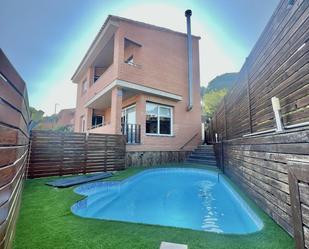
[117,21,200,97]
[74,19,202,151]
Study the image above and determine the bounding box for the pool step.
[85,191,119,216]
[189,154,216,160]
[185,144,217,166]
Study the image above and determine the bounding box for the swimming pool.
[71,168,263,234]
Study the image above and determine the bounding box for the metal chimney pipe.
[185,9,193,111]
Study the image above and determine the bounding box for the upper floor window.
[124,38,142,67]
[125,55,134,65]
[80,116,86,132]
[146,102,173,135]
[92,115,104,128]
[81,79,87,94]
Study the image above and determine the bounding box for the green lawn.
[14,164,293,249]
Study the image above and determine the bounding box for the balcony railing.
[121,123,141,144]
[90,122,105,130]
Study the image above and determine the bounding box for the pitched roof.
[109,15,201,39]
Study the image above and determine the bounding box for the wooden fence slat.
[0,48,30,249]
[28,130,126,178]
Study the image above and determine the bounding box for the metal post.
[185,9,193,111]
[221,140,225,174]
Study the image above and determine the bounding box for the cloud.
[30,80,77,115]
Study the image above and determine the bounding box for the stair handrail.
[180,132,199,150]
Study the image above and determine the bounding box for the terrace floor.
[13,164,293,249]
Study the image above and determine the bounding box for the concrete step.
[188,158,216,163]
[191,150,215,155]
[198,144,213,147]
[194,148,214,153]
[185,158,217,166]
[189,154,216,160]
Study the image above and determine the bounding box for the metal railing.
[90,122,105,130]
[121,123,141,144]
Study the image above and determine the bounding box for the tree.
[29,107,44,122]
[202,89,228,117]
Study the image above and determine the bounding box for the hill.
[201,72,238,117]
[201,72,238,96]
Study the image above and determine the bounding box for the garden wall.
[0,49,30,249]
[28,131,126,178]
[288,164,309,249]
[214,128,309,236]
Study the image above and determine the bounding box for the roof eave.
[71,16,119,83]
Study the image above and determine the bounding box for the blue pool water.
[71,168,263,234]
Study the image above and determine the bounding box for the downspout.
[185,9,193,111]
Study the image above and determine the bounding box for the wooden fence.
[0,49,30,249]
[214,129,309,236]
[288,164,309,249]
[207,0,309,142]
[28,130,126,178]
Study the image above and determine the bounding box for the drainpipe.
[185,9,193,111]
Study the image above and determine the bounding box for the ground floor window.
[80,116,86,132]
[92,115,104,127]
[146,102,172,135]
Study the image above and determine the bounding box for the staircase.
[185,144,217,166]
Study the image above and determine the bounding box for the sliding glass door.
[121,105,138,143]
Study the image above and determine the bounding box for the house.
[35,108,75,131]
[72,15,202,152]
[56,108,75,131]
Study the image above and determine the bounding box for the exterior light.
[271,97,284,132]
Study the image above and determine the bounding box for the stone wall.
[126,151,191,167]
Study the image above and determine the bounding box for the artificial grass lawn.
[14,164,293,249]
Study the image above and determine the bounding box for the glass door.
[121,105,136,143]
[121,105,136,125]
[126,106,136,124]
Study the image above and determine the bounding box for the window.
[80,116,86,132]
[81,79,87,94]
[121,105,136,125]
[92,115,104,127]
[146,102,172,135]
[125,55,134,65]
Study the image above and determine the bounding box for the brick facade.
[72,15,202,151]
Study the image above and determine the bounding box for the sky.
[0,0,279,115]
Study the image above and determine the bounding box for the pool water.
[71,168,263,234]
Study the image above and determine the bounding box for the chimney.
[185,9,193,111]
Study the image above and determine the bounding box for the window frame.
[92,115,104,128]
[145,102,173,136]
[125,55,134,65]
[121,104,136,125]
[80,116,86,132]
[81,78,87,95]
